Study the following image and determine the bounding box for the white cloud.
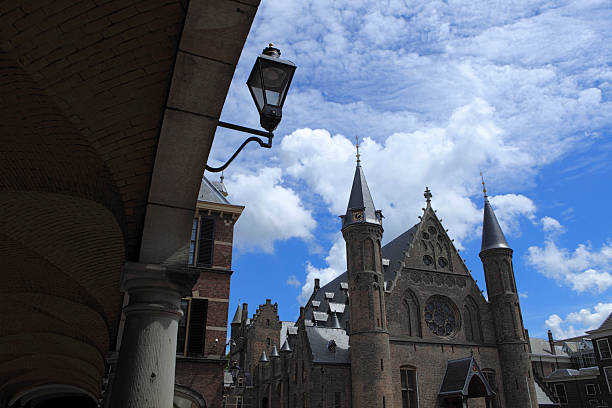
[488,194,536,237]
[519,292,528,299]
[227,167,316,253]
[280,99,536,249]
[286,275,301,287]
[546,302,612,339]
[527,240,612,293]
[207,0,612,269]
[298,234,346,305]
[541,216,565,235]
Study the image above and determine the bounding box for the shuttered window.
[197,217,215,267]
[176,299,190,354]
[187,298,208,356]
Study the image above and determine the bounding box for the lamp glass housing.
[247,54,296,131]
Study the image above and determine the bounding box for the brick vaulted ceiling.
[0,0,258,403]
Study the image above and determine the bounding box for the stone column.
[108,262,195,408]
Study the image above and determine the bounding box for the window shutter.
[187,299,208,356]
[197,217,215,267]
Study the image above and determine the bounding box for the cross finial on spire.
[220,171,225,184]
[480,171,487,197]
[424,187,432,203]
[355,135,361,164]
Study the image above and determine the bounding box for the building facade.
[173,176,244,408]
[235,161,539,408]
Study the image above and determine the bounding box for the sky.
[205,0,612,340]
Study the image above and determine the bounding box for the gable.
[384,207,470,280]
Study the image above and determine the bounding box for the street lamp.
[206,43,296,173]
[230,361,240,384]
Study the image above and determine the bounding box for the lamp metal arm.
[205,121,274,173]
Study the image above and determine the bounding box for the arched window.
[402,289,421,338]
[364,238,375,271]
[464,296,482,343]
[400,366,418,408]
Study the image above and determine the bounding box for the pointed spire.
[342,151,381,229]
[259,351,269,363]
[330,312,342,329]
[480,181,510,253]
[231,303,242,325]
[270,345,280,358]
[280,340,292,353]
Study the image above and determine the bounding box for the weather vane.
[355,135,360,163]
[480,171,487,197]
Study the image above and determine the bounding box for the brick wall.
[246,300,282,374]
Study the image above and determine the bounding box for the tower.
[341,153,392,408]
[479,186,537,408]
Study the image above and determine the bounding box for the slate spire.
[480,177,510,253]
[231,304,242,325]
[341,155,382,229]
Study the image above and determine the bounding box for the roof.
[231,304,242,325]
[481,196,510,252]
[529,338,569,358]
[439,357,494,397]
[546,369,580,379]
[280,321,296,346]
[381,224,418,277]
[342,163,381,228]
[198,176,230,204]
[589,312,612,334]
[305,326,350,364]
[534,381,559,406]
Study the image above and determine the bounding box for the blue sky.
[206,0,612,340]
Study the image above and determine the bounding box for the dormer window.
[327,340,336,352]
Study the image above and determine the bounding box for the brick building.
[174,176,244,408]
[233,160,540,408]
[587,313,612,406]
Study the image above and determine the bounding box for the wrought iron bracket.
[205,121,274,173]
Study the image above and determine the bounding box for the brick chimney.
[548,329,556,355]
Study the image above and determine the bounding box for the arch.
[364,238,375,271]
[174,384,207,408]
[9,384,98,407]
[463,296,482,343]
[402,289,422,338]
[467,375,488,398]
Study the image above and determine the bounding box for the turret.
[341,143,392,408]
[479,180,537,408]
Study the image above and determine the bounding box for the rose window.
[424,296,459,337]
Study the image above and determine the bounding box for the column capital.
[121,261,199,296]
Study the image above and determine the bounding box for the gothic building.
[233,159,540,408]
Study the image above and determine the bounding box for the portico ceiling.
[0,0,259,403]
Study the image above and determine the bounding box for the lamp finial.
[355,136,361,164]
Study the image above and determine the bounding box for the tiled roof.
[305,326,350,364]
[197,176,230,204]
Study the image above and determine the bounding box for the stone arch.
[364,237,375,271]
[402,289,422,338]
[463,296,482,343]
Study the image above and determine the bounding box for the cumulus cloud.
[527,240,612,293]
[488,194,536,237]
[286,275,301,288]
[519,292,528,299]
[227,167,316,253]
[541,216,565,235]
[546,303,612,339]
[205,0,611,267]
[280,107,536,249]
[298,234,346,305]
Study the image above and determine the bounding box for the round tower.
[341,153,392,408]
[479,186,537,408]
